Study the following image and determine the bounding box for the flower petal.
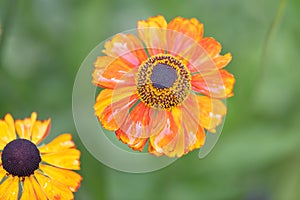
[0,165,7,182]
[21,176,47,200]
[0,114,16,145]
[213,53,232,69]
[167,17,203,42]
[38,134,76,154]
[195,95,227,133]
[0,176,19,200]
[115,129,148,151]
[118,102,151,139]
[137,15,167,55]
[192,69,235,98]
[114,102,154,151]
[199,37,221,58]
[15,112,37,140]
[148,109,180,157]
[93,56,136,89]
[149,96,206,157]
[31,119,51,145]
[40,164,82,192]
[103,33,148,66]
[94,86,136,118]
[41,148,80,170]
[34,171,74,200]
[99,93,139,131]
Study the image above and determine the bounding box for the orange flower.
[93,15,235,158]
[0,112,82,199]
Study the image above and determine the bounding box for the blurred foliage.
[1,0,300,199]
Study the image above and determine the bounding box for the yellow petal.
[34,171,74,200]
[40,164,82,192]
[15,112,37,140]
[21,176,47,200]
[38,134,75,153]
[0,165,7,182]
[0,114,16,145]
[196,95,227,132]
[0,176,19,200]
[4,113,16,139]
[31,119,51,145]
[42,149,80,170]
[0,140,7,151]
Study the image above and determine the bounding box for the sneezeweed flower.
[0,112,82,199]
[93,15,235,158]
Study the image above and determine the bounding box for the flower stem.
[0,0,18,68]
[259,0,287,82]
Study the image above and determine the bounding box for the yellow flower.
[0,112,82,199]
[93,15,235,158]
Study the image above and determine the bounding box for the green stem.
[0,0,18,68]
[259,0,287,82]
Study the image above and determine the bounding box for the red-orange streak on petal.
[191,69,235,98]
[100,94,139,131]
[115,129,148,151]
[93,56,136,89]
[118,102,152,140]
[148,110,180,157]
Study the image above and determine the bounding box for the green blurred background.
[1,0,300,199]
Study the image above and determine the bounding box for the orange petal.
[94,86,136,117]
[181,96,206,152]
[40,164,82,192]
[115,129,148,151]
[192,69,235,98]
[41,148,80,170]
[137,15,167,55]
[15,112,37,140]
[99,93,139,131]
[167,17,203,42]
[34,171,74,200]
[149,109,180,157]
[195,95,227,133]
[31,119,51,145]
[93,56,136,89]
[103,33,147,66]
[0,114,16,145]
[213,53,232,69]
[149,96,206,157]
[38,134,76,154]
[21,176,47,200]
[0,176,19,200]
[199,37,221,58]
[118,102,152,139]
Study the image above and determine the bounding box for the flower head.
[0,112,82,199]
[93,15,235,158]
